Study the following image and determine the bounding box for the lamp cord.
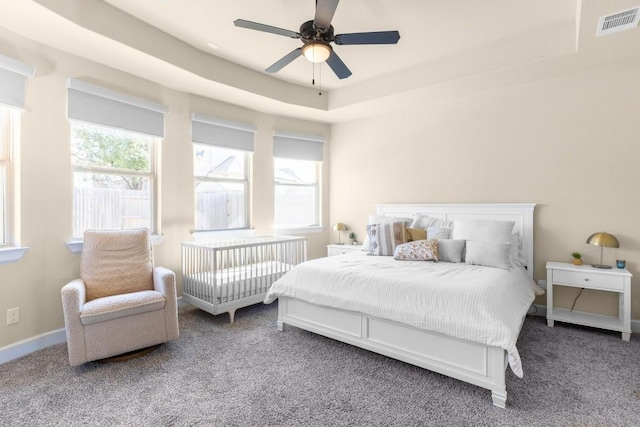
[570,288,584,311]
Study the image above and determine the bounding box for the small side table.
[546,261,632,340]
[327,244,363,257]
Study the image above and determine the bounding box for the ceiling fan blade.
[325,50,352,79]
[265,48,303,73]
[334,31,401,45]
[234,19,300,39]
[314,0,339,30]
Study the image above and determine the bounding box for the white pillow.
[465,241,511,269]
[451,220,515,243]
[426,225,451,240]
[362,215,411,251]
[437,239,465,263]
[410,214,453,229]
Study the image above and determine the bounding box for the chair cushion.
[81,228,154,301]
[80,290,166,326]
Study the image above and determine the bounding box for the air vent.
[596,6,640,37]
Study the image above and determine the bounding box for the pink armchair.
[61,229,179,366]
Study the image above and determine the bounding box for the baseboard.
[531,304,640,334]
[0,328,67,365]
[0,297,186,365]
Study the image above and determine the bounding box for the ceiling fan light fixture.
[302,42,331,63]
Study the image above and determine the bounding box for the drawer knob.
[584,278,590,281]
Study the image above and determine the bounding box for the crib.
[181,235,307,322]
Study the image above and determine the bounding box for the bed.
[182,235,306,322]
[264,203,539,408]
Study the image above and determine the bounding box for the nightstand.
[546,261,632,340]
[327,244,363,257]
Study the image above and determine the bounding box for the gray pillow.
[464,240,511,269]
[437,239,466,263]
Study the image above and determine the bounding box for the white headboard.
[375,203,536,278]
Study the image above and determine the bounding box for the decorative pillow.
[367,222,408,256]
[464,240,511,269]
[394,239,439,261]
[410,214,453,229]
[437,239,466,263]
[510,232,524,266]
[426,225,451,240]
[451,220,515,243]
[362,215,411,251]
[407,228,426,242]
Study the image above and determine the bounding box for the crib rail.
[182,235,306,321]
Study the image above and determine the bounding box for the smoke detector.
[596,6,640,37]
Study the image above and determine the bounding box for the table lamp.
[332,222,347,245]
[586,231,619,269]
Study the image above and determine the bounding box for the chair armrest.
[153,266,176,299]
[61,279,86,317]
[153,266,179,340]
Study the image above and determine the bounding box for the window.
[274,157,319,226]
[71,122,157,238]
[0,107,18,246]
[191,114,256,231]
[193,144,249,230]
[67,79,167,240]
[272,130,324,228]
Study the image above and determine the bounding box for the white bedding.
[264,253,543,377]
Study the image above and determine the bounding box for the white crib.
[181,235,307,322]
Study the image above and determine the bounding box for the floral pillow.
[393,239,439,261]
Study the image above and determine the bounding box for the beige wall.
[330,59,640,320]
[0,30,330,348]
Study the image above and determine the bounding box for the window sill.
[0,246,30,265]
[191,229,255,242]
[66,234,165,254]
[271,225,325,235]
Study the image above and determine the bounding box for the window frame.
[192,143,250,232]
[70,121,159,238]
[273,157,321,228]
[0,107,15,247]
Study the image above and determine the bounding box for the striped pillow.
[366,222,408,256]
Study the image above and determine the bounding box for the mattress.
[264,252,543,377]
[185,261,292,303]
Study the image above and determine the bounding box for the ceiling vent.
[596,6,640,37]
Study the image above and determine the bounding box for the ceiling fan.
[234,0,400,79]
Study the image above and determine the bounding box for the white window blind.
[0,53,35,109]
[191,113,256,152]
[67,79,168,137]
[273,130,325,161]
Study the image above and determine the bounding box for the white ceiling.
[0,0,638,123]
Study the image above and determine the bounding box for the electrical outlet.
[6,307,19,325]
[537,280,547,290]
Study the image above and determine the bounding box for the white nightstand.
[546,261,632,340]
[327,244,363,257]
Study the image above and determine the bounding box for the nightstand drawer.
[552,269,624,291]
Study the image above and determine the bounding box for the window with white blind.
[192,114,255,231]
[273,131,324,228]
[67,79,167,238]
[0,53,33,263]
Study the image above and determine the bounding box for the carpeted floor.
[1,302,640,426]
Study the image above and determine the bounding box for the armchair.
[61,228,179,366]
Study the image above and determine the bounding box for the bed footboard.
[182,235,306,322]
[277,297,509,408]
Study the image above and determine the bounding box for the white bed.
[265,203,538,408]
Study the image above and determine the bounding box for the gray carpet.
[1,302,640,426]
